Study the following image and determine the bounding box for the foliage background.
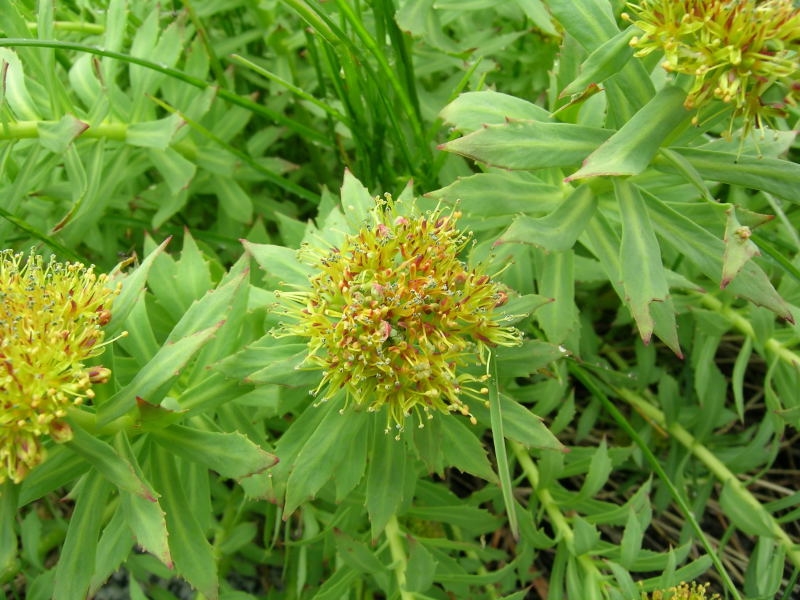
[0,0,799,599]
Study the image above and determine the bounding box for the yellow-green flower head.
[0,251,119,483]
[641,581,720,600]
[623,0,800,131]
[276,196,522,434]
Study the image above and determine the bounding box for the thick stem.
[698,293,800,368]
[510,441,603,592]
[384,515,415,600]
[618,387,800,571]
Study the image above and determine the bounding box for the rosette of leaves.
[214,171,570,597]
[1,237,277,600]
[432,0,800,597]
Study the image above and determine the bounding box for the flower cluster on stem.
[624,0,800,133]
[275,196,522,435]
[0,251,119,483]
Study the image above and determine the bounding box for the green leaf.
[0,482,18,580]
[147,147,196,194]
[720,479,774,537]
[406,538,437,593]
[560,26,637,97]
[567,86,690,180]
[472,394,564,451]
[151,444,218,600]
[513,0,558,36]
[722,207,761,288]
[440,121,611,170]
[284,405,368,515]
[215,177,254,224]
[64,421,156,500]
[151,425,277,481]
[244,241,313,286]
[89,507,134,595]
[166,270,246,343]
[576,438,612,501]
[214,338,318,386]
[53,471,111,600]
[334,530,388,587]
[340,168,374,225]
[496,184,596,251]
[99,323,223,425]
[495,340,565,380]
[406,505,501,533]
[366,419,408,539]
[17,445,88,506]
[616,179,671,343]
[37,114,88,153]
[582,213,682,356]
[488,356,518,538]
[620,506,644,568]
[536,249,578,345]
[310,566,359,600]
[106,236,171,337]
[112,430,171,568]
[440,90,551,132]
[440,417,497,483]
[425,173,562,217]
[655,147,800,204]
[646,193,793,321]
[126,114,183,149]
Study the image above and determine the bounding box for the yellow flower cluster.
[642,581,720,600]
[0,251,118,483]
[624,0,800,131]
[276,197,521,434]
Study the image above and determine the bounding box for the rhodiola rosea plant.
[0,0,799,599]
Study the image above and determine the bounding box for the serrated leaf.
[340,169,373,225]
[151,444,218,599]
[440,120,611,170]
[440,417,497,483]
[440,90,551,132]
[53,471,111,600]
[722,207,760,288]
[425,173,562,216]
[214,338,317,386]
[99,323,223,425]
[406,538,437,593]
[244,240,313,286]
[126,114,183,149]
[284,405,367,515]
[472,394,564,451]
[568,86,690,180]
[215,177,253,224]
[167,269,246,343]
[366,420,407,539]
[560,26,637,97]
[64,421,156,500]
[89,507,133,595]
[106,237,171,337]
[496,184,595,251]
[576,438,612,501]
[537,249,578,344]
[37,115,88,153]
[147,147,196,194]
[655,147,800,204]
[646,193,793,321]
[616,179,670,343]
[494,339,567,378]
[151,425,277,481]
